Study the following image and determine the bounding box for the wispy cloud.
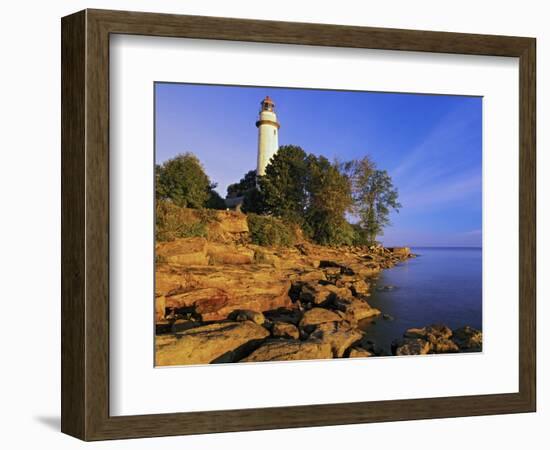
[391,104,480,184]
[398,169,481,210]
[389,103,481,212]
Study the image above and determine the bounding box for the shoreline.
[155,233,482,366]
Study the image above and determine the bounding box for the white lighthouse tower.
[256,96,280,176]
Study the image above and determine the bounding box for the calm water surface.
[361,247,482,353]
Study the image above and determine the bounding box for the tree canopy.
[344,156,401,244]
[305,155,353,245]
[258,146,353,245]
[155,148,401,246]
[259,145,310,225]
[155,152,222,209]
[227,170,257,198]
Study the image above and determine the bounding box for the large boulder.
[387,247,411,257]
[432,338,459,353]
[155,295,166,322]
[155,269,186,297]
[340,262,381,278]
[348,279,370,296]
[398,324,479,354]
[309,321,364,357]
[404,324,452,342]
[299,307,344,333]
[229,309,266,326]
[207,211,248,235]
[348,347,374,358]
[299,283,352,305]
[394,338,431,356]
[165,287,229,311]
[161,266,293,321]
[271,322,300,340]
[242,340,332,362]
[193,287,292,322]
[206,242,255,265]
[295,270,327,283]
[155,321,269,366]
[332,297,381,321]
[156,237,209,265]
[452,326,482,351]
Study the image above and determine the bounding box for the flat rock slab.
[309,321,364,357]
[155,321,269,366]
[242,340,332,362]
[333,297,381,321]
[299,307,344,332]
[271,321,300,340]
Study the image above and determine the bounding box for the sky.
[155,83,482,247]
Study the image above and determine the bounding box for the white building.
[256,96,280,176]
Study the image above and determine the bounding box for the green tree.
[205,187,227,210]
[259,145,309,225]
[227,170,257,198]
[155,153,213,208]
[226,169,266,214]
[345,156,401,244]
[305,155,354,245]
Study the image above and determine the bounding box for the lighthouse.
[256,96,280,176]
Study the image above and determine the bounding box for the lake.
[360,247,482,354]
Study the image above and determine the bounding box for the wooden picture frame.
[61,9,536,441]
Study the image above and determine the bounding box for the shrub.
[247,214,297,247]
[350,223,376,246]
[156,200,219,242]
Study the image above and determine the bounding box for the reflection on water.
[360,247,482,353]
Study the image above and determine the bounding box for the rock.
[403,327,426,339]
[342,262,380,278]
[195,287,291,322]
[299,283,352,305]
[387,247,411,257]
[404,324,452,342]
[299,283,332,305]
[155,295,166,322]
[242,340,332,362]
[170,319,201,333]
[264,308,302,326]
[323,267,343,277]
[348,347,374,358]
[253,248,281,267]
[432,338,460,353]
[156,237,209,265]
[155,320,172,334]
[452,326,482,351]
[309,321,364,357]
[160,266,294,321]
[332,297,381,321]
[155,270,185,297]
[349,279,370,296]
[229,309,266,326]
[382,313,394,321]
[207,211,248,235]
[271,322,300,339]
[394,338,431,356]
[299,307,344,333]
[296,270,327,283]
[155,321,269,366]
[155,333,178,350]
[206,242,255,265]
[166,287,229,310]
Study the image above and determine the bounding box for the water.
[360,247,482,353]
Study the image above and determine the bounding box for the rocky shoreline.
[155,212,482,366]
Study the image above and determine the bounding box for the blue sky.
[155,83,482,247]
